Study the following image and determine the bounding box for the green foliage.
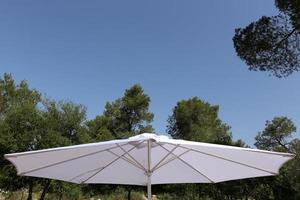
[287,139,300,199]
[0,73,42,192]
[167,97,232,144]
[232,139,249,148]
[103,84,154,138]
[250,183,275,200]
[233,0,300,78]
[41,99,91,147]
[0,73,41,116]
[165,97,254,200]
[275,0,300,28]
[255,116,296,151]
[44,181,82,200]
[0,74,92,199]
[95,187,144,200]
[255,116,300,199]
[86,115,114,142]
[86,84,154,142]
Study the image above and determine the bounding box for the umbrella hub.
[129,133,169,141]
[128,133,168,149]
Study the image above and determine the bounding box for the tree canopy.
[255,116,296,151]
[103,84,154,139]
[254,116,300,199]
[0,74,91,200]
[167,97,232,144]
[233,0,300,78]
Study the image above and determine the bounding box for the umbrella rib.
[69,167,104,182]
[158,144,215,183]
[19,143,129,176]
[116,144,147,172]
[69,148,146,183]
[81,141,145,184]
[153,148,191,172]
[151,144,180,172]
[107,149,145,171]
[168,143,277,175]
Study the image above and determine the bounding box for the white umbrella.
[5,133,294,200]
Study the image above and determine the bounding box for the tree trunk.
[27,181,34,200]
[192,184,195,200]
[127,188,132,200]
[198,185,201,200]
[39,180,51,200]
[21,190,24,200]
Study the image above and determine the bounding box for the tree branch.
[275,137,290,152]
[273,25,300,50]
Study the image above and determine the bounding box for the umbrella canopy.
[5,133,294,200]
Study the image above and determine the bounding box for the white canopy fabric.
[5,133,294,200]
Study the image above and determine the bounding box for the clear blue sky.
[1,0,299,146]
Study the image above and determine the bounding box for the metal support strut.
[147,140,152,200]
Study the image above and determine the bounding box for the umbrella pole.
[147,175,151,200]
[147,140,152,200]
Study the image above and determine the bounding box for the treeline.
[0,73,299,200]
